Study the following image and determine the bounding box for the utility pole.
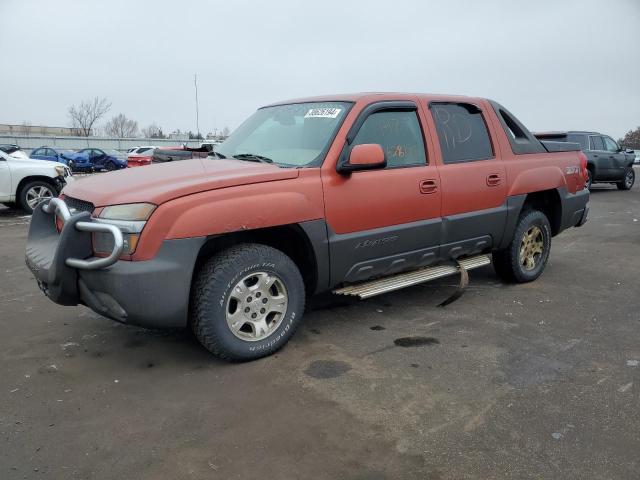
[194,73,200,138]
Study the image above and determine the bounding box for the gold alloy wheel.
[520,226,544,271]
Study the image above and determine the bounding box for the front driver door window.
[350,110,427,168]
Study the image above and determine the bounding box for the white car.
[0,150,73,214]
[126,146,158,159]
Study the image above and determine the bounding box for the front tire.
[191,243,305,361]
[617,167,635,190]
[492,209,552,283]
[19,180,55,214]
[105,161,117,171]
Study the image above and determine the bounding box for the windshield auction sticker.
[304,108,342,119]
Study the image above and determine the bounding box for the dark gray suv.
[536,131,635,190]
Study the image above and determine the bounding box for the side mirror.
[625,148,634,154]
[337,143,386,173]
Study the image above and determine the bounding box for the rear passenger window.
[566,134,588,150]
[590,136,604,151]
[351,110,426,167]
[431,103,493,163]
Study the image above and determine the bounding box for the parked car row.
[19,141,223,171]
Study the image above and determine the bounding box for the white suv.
[0,150,73,213]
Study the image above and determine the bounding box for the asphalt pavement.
[1,174,639,479]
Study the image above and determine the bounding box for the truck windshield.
[216,102,351,167]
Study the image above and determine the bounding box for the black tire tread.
[191,243,305,361]
[616,167,635,191]
[18,180,55,214]
[492,209,551,284]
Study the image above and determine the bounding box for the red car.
[126,146,157,167]
[26,92,589,361]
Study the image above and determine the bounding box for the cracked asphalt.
[1,171,639,479]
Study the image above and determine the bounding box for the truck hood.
[62,158,300,207]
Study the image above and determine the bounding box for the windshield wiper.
[232,153,274,164]
[208,151,226,159]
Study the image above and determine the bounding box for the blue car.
[30,146,75,165]
[66,148,127,171]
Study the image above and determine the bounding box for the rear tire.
[191,243,305,361]
[105,161,117,171]
[492,209,552,283]
[585,169,593,190]
[617,167,635,190]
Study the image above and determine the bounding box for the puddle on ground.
[305,360,352,379]
[394,336,440,348]
[370,325,386,331]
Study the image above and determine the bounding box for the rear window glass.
[431,103,493,163]
[566,134,588,150]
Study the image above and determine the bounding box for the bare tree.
[68,97,111,136]
[142,123,164,139]
[619,127,640,150]
[221,126,230,137]
[104,113,139,138]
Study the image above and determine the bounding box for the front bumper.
[25,199,206,328]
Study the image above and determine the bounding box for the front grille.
[64,196,95,214]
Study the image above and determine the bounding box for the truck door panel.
[322,103,442,286]
[427,101,508,256]
[604,136,627,180]
[589,135,613,179]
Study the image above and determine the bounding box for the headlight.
[92,203,156,255]
[55,165,72,178]
[100,203,156,221]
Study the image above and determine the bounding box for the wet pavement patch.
[305,360,352,379]
[370,325,386,331]
[394,336,440,348]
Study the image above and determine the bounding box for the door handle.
[486,173,502,187]
[419,179,438,194]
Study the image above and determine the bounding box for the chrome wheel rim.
[520,226,544,271]
[625,170,634,188]
[26,185,54,210]
[226,271,288,342]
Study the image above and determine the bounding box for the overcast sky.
[1,0,638,138]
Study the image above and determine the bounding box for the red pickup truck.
[26,93,589,361]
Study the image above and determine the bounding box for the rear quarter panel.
[484,108,584,195]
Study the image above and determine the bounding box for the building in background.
[0,123,92,137]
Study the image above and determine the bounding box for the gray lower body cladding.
[25,203,205,328]
[77,238,206,328]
